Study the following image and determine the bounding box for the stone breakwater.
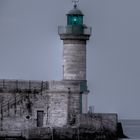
[22,113,118,140]
[0,113,118,140]
[22,126,117,140]
[0,80,118,140]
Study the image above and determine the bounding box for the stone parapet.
[78,113,118,133]
[0,79,48,93]
[0,79,82,93]
[48,80,81,91]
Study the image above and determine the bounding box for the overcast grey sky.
[0,0,140,120]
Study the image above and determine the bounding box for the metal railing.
[58,25,92,35]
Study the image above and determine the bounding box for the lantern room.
[67,5,83,25]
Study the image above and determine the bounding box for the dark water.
[120,120,140,139]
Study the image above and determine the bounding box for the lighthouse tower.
[58,2,91,113]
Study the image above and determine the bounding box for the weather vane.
[72,0,79,8]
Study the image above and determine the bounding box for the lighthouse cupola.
[67,5,83,25]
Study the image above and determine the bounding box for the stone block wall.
[0,79,81,135]
[46,80,81,126]
[0,80,48,92]
[63,40,87,80]
[79,113,118,133]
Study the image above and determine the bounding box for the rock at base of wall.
[25,126,117,140]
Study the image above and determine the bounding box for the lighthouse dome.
[67,7,83,16]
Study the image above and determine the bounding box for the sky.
[0,0,140,120]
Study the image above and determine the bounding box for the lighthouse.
[58,1,91,113]
[0,2,118,139]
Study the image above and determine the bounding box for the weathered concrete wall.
[0,79,81,135]
[79,113,118,133]
[47,80,81,126]
[0,79,48,93]
[0,80,118,140]
[43,92,68,127]
[63,40,87,80]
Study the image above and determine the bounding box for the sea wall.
[0,80,81,134]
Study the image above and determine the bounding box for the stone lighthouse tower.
[58,1,91,113]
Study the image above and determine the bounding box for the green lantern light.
[67,6,83,25]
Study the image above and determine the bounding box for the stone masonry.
[63,40,87,80]
[0,80,82,135]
